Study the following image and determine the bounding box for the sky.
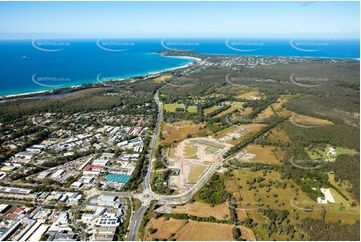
[0,1,359,38]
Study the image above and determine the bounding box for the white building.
[51,170,65,180]
[317,188,336,204]
[48,212,73,232]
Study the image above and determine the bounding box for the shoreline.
[164,55,202,62]
[0,56,199,99]
[0,85,83,100]
[145,55,201,76]
[1,53,357,99]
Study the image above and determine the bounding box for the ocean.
[0,38,359,96]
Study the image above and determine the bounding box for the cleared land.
[238,144,284,164]
[165,146,177,158]
[328,173,356,202]
[166,137,231,193]
[188,165,207,183]
[236,90,263,100]
[164,103,198,113]
[164,103,186,112]
[187,106,198,113]
[255,106,275,121]
[203,105,222,115]
[266,126,291,144]
[174,221,254,241]
[153,75,173,83]
[214,123,266,145]
[213,101,245,118]
[271,94,296,118]
[290,113,334,126]
[161,121,204,145]
[144,216,256,241]
[184,143,198,159]
[144,217,187,240]
[171,201,230,220]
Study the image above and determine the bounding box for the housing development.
[1,0,360,241]
[0,50,359,241]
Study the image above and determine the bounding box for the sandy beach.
[0,56,200,100]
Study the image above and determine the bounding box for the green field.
[187,106,198,113]
[203,105,222,115]
[226,101,244,108]
[166,147,177,158]
[205,146,220,154]
[188,165,207,183]
[164,103,197,113]
[184,143,198,159]
[164,103,186,112]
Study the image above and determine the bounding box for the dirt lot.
[255,106,275,121]
[214,123,266,145]
[238,144,285,164]
[167,137,231,193]
[171,201,230,220]
[145,217,256,241]
[266,125,291,143]
[153,74,173,83]
[188,165,207,183]
[290,113,334,126]
[144,217,187,240]
[271,94,296,117]
[236,90,263,100]
[174,221,255,241]
[203,105,222,115]
[161,121,204,145]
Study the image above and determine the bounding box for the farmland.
[171,201,230,220]
[144,217,256,241]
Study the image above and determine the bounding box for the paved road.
[126,89,219,240]
[127,90,163,241]
[127,205,148,241]
[142,90,163,191]
[126,165,219,240]
[1,90,218,241]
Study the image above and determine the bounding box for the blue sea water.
[0,38,359,96]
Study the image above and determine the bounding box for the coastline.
[164,55,202,62]
[0,85,83,100]
[0,55,199,99]
[1,52,357,99]
[145,55,201,76]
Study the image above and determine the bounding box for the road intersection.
[97,90,220,241]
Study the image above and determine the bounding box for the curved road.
[125,89,220,240]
